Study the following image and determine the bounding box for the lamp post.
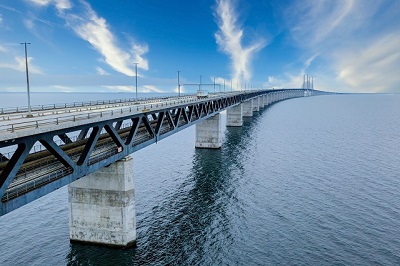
[133,62,138,100]
[213,77,216,93]
[200,75,202,91]
[21,42,32,117]
[177,71,181,97]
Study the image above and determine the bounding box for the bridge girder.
[0,89,309,215]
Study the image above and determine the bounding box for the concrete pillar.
[226,104,243,127]
[195,114,222,148]
[68,156,136,247]
[252,98,260,112]
[259,96,264,109]
[242,100,253,117]
[263,95,268,106]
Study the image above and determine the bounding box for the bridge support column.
[242,100,253,117]
[68,156,136,247]
[263,95,268,106]
[259,96,265,109]
[252,98,260,112]
[226,104,243,127]
[195,114,222,148]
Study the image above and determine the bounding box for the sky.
[0,0,399,94]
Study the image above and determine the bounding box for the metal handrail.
[0,91,249,134]
[0,94,195,115]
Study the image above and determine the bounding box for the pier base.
[68,156,136,247]
[226,104,243,127]
[195,114,222,148]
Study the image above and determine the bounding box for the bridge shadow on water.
[66,109,269,265]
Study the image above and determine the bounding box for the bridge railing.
[0,95,229,134]
[0,91,253,135]
[0,94,198,115]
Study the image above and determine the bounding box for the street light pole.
[177,71,181,97]
[133,63,138,100]
[21,42,32,117]
[213,77,216,93]
[200,75,202,91]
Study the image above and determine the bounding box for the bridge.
[0,88,326,246]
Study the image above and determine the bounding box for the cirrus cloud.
[282,0,400,92]
[214,0,267,87]
[26,0,149,77]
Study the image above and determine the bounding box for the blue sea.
[0,92,399,265]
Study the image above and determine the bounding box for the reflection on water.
[67,243,133,266]
[66,110,263,265]
[3,94,400,265]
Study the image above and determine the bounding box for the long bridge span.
[0,88,327,246]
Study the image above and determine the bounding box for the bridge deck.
[0,92,239,142]
[0,89,315,216]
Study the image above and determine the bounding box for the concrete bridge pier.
[226,104,243,127]
[242,100,253,117]
[195,114,222,148]
[68,156,136,247]
[265,94,270,106]
[252,98,260,112]
[263,95,268,107]
[272,92,277,103]
[258,96,264,109]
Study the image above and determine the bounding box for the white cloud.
[336,33,400,92]
[103,85,164,93]
[55,0,72,10]
[51,85,76,92]
[96,67,109,76]
[214,0,267,86]
[26,0,148,77]
[62,1,148,76]
[282,0,400,92]
[28,0,52,6]
[173,85,185,94]
[285,0,358,49]
[23,18,34,29]
[103,85,135,92]
[265,74,302,89]
[27,0,71,10]
[16,56,42,74]
[141,85,164,93]
[0,56,42,74]
[0,45,7,53]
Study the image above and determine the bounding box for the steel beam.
[0,89,311,215]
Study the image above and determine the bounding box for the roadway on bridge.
[0,92,239,142]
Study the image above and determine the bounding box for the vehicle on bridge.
[196,90,209,99]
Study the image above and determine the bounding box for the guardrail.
[0,91,244,134]
[0,94,194,115]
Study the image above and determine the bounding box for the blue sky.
[0,0,399,94]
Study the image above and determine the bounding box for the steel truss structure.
[0,89,306,215]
